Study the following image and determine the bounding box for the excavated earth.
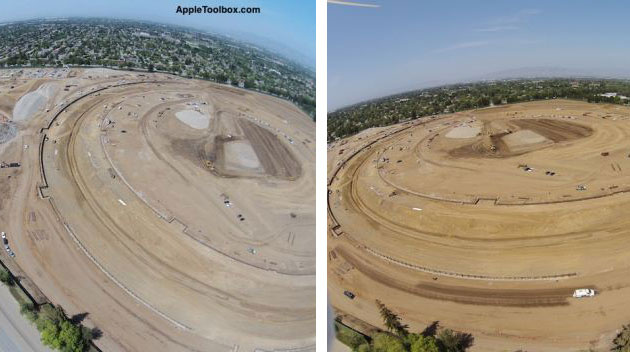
[0,68,315,352]
[328,99,630,351]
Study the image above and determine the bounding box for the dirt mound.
[512,119,593,142]
[445,124,481,139]
[169,116,301,179]
[197,134,264,177]
[448,132,512,158]
[175,109,210,129]
[12,83,57,121]
[448,118,591,159]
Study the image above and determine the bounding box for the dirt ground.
[0,68,315,352]
[328,99,630,351]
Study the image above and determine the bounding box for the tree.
[612,324,630,351]
[356,343,372,352]
[39,305,66,324]
[376,300,408,337]
[20,302,39,323]
[80,326,94,343]
[58,320,86,352]
[33,304,93,351]
[436,329,473,352]
[147,63,154,72]
[23,309,39,323]
[372,333,406,352]
[405,333,439,352]
[40,319,62,349]
[412,337,439,352]
[0,268,14,286]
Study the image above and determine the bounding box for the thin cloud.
[492,9,541,25]
[327,0,380,8]
[475,25,518,32]
[433,41,490,53]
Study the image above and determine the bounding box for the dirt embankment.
[512,119,593,142]
[237,119,302,179]
[449,118,593,158]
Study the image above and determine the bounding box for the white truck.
[573,288,596,298]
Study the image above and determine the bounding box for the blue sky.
[0,0,315,67]
[328,0,630,110]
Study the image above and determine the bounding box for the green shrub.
[436,329,473,352]
[613,324,630,351]
[356,343,372,352]
[0,268,14,286]
[406,334,439,352]
[20,302,38,322]
[34,304,92,351]
[372,333,406,352]
[336,322,369,349]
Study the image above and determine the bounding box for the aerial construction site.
[0,67,315,352]
[328,99,630,351]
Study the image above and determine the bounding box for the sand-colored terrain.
[0,68,315,352]
[328,100,630,351]
[12,82,58,121]
[175,109,210,129]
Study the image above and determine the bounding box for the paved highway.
[0,284,50,352]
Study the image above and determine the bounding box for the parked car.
[343,290,356,299]
[573,288,596,298]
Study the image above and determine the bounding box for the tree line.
[335,297,630,351]
[336,300,473,352]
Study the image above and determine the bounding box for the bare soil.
[237,118,302,179]
[328,99,630,352]
[0,68,315,352]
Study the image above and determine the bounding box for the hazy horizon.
[0,0,315,68]
[329,66,630,111]
[328,0,630,110]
